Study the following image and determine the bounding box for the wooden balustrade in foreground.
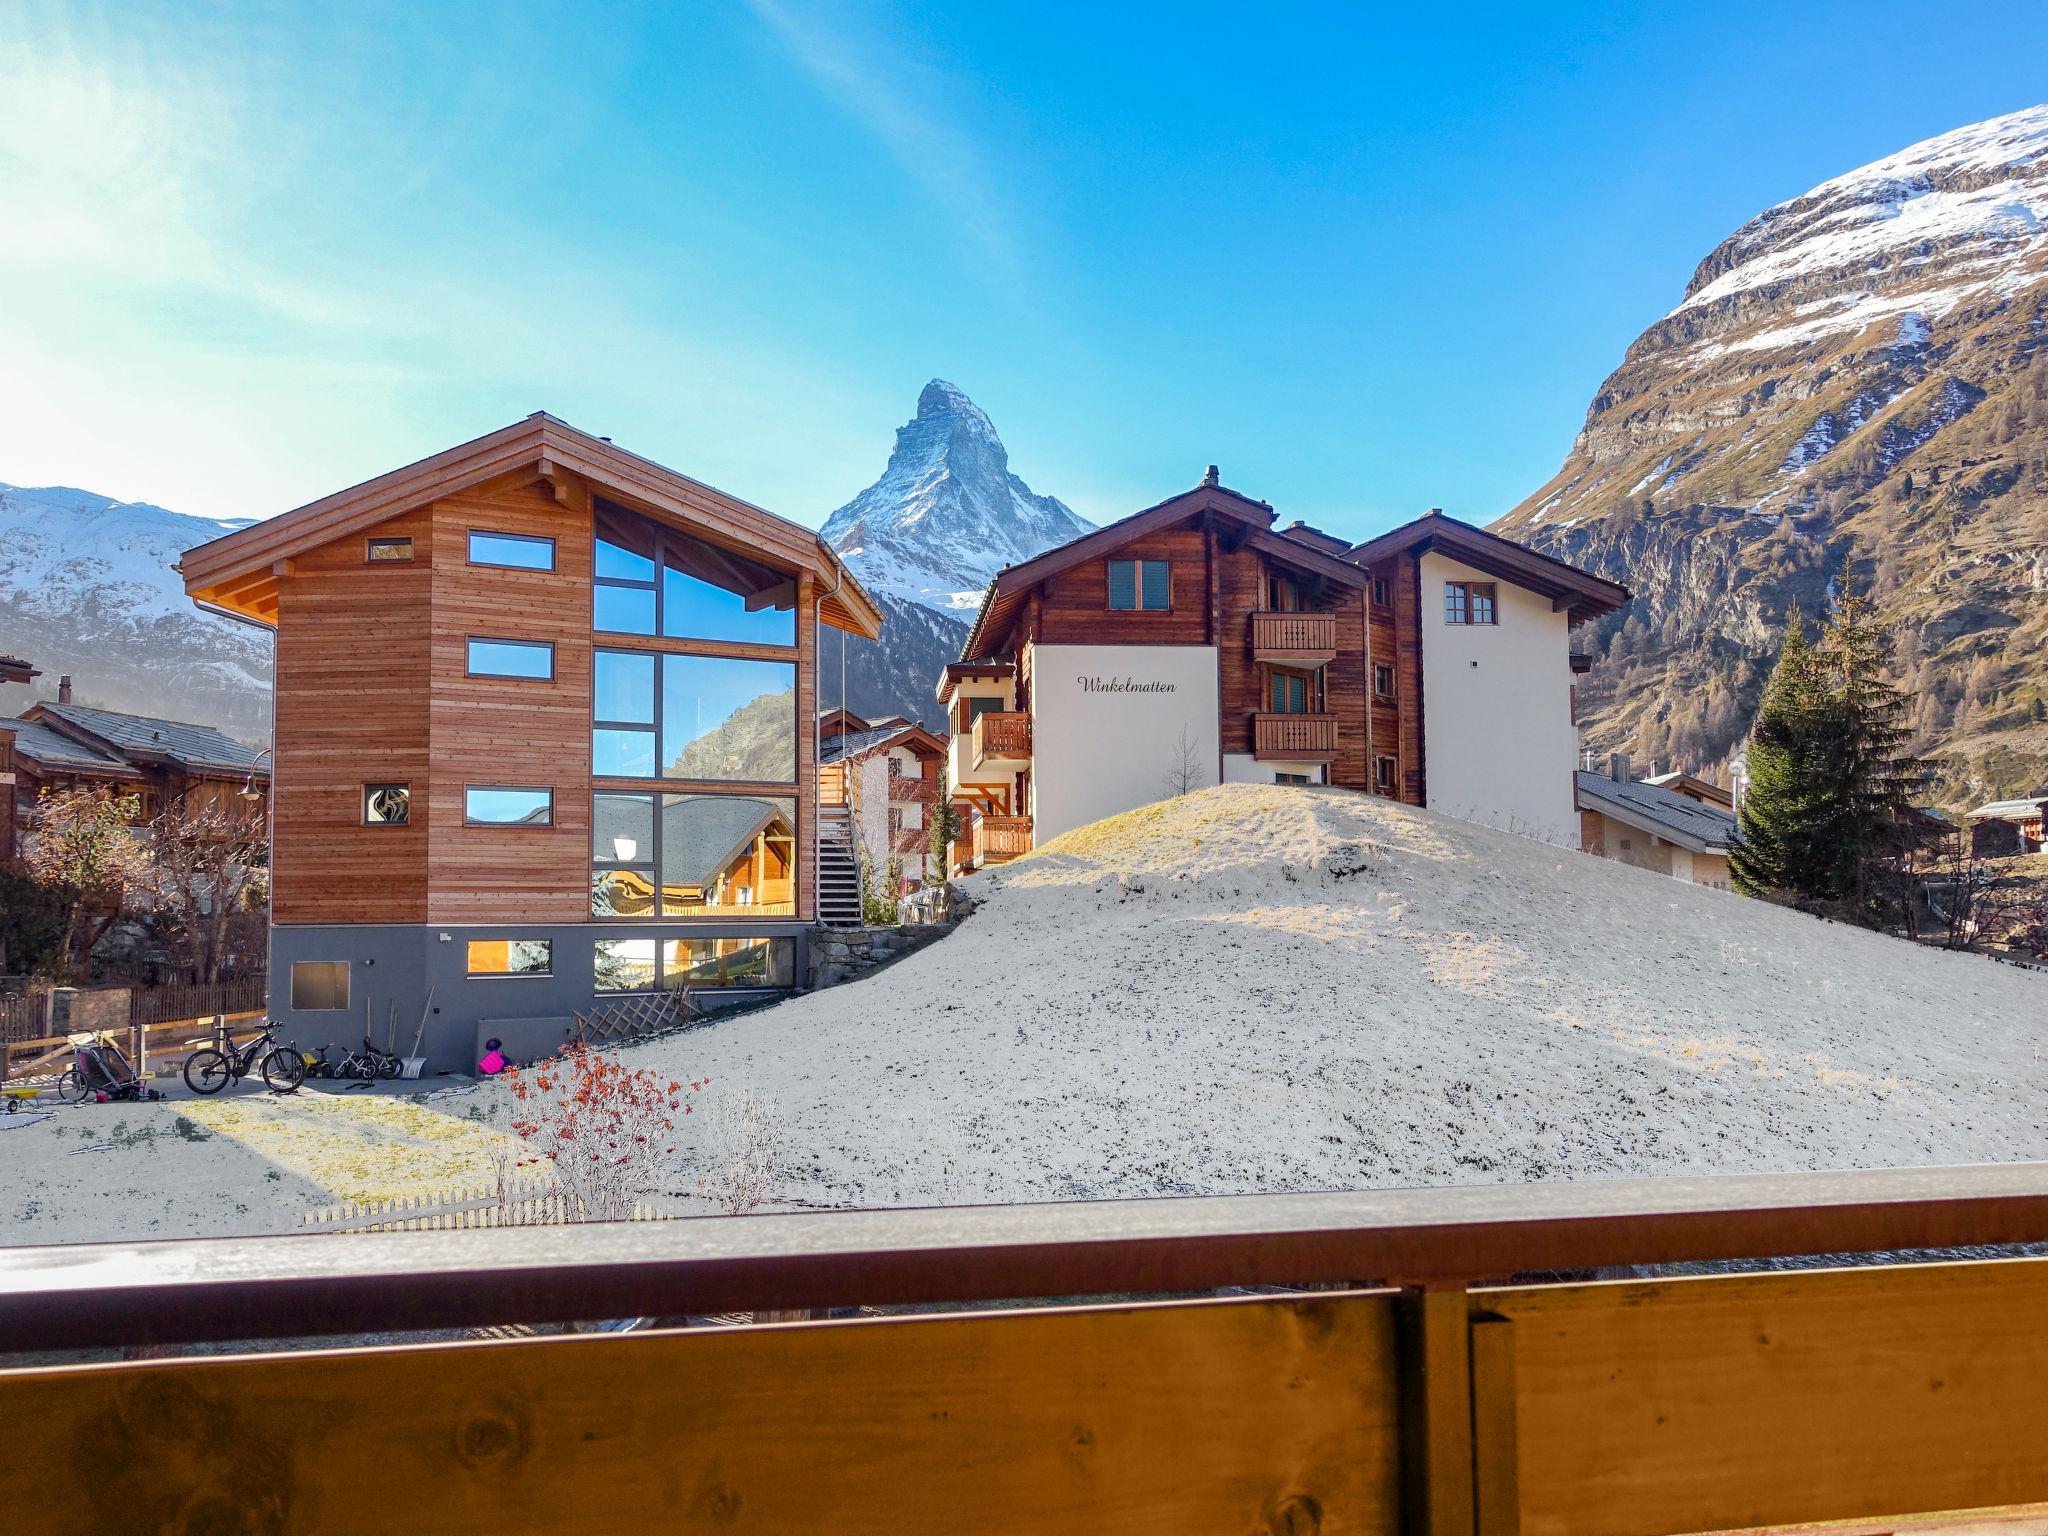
[5,1163,2048,1535]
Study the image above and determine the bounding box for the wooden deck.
[7,1164,2048,1535]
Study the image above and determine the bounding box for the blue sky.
[4,2,2047,545]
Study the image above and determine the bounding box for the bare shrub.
[698,1088,786,1215]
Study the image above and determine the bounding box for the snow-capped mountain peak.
[821,379,1093,614]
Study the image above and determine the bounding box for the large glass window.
[467,637,554,679]
[591,793,795,918]
[663,656,795,782]
[592,649,794,783]
[595,935,795,993]
[593,499,796,644]
[468,530,556,571]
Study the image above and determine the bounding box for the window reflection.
[591,794,794,918]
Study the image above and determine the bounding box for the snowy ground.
[5,785,2044,1243]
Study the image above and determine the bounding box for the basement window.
[1274,772,1311,786]
[1445,581,1497,625]
[365,537,414,563]
[467,939,552,978]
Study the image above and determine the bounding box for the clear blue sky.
[4,1,2046,545]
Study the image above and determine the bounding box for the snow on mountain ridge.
[1674,104,2048,337]
[820,379,1093,614]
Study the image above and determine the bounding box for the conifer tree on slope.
[1817,567,1928,908]
[1731,617,1835,899]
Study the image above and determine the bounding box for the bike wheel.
[56,1068,91,1105]
[261,1047,306,1094]
[378,1056,402,1080]
[183,1049,233,1096]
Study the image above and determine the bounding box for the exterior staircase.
[816,804,862,927]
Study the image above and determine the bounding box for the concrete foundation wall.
[269,921,809,1075]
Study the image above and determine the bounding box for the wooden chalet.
[941,481,1626,870]
[179,413,879,1068]
[0,682,269,865]
[818,709,948,905]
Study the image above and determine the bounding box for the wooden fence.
[0,1010,267,1087]
[0,977,265,1043]
[304,1182,674,1233]
[6,1164,2048,1534]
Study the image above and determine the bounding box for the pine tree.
[1731,617,1835,899]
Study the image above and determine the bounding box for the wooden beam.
[1398,1285,1476,1536]
[0,1292,1402,1536]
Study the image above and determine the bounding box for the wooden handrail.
[1253,711,1339,757]
[971,710,1031,764]
[1249,610,1337,654]
[8,1162,2048,1352]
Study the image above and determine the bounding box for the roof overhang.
[179,414,882,639]
[1347,513,1630,625]
[0,657,37,687]
[937,660,1017,706]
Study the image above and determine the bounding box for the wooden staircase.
[816,804,862,927]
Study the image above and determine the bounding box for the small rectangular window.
[1107,559,1170,611]
[1371,576,1392,608]
[364,784,411,825]
[1445,581,1497,625]
[1275,772,1310,786]
[468,530,556,571]
[1374,664,1394,697]
[467,637,555,679]
[467,938,552,978]
[1375,756,1396,793]
[291,960,350,1011]
[366,537,413,563]
[465,786,553,826]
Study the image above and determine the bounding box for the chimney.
[1608,751,1631,783]
[1426,506,1443,518]
[58,675,72,705]
[1202,465,1220,487]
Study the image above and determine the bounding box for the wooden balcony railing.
[971,710,1031,767]
[971,813,1032,866]
[888,774,938,804]
[1249,609,1337,662]
[8,1165,2048,1536]
[1252,711,1339,760]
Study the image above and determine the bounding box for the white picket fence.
[302,1180,674,1234]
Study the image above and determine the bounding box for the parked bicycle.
[332,1036,404,1081]
[299,1043,338,1079]
[183,1021,307,1096]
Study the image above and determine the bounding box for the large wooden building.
[941,475,1626,869]
[180,414,880,1068]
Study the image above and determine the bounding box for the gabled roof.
[16,703,262,777]
[1643,770,1735,810]
[819,722,947,767]
[180,413,881,639]
[0,717,139,777]
[1576,771,1739,853]
[1970,795,2048,820]
[1347,511,1630,623]
[960,480,1366,660]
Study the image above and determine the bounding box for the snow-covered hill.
[618,785,2047,1206]
[0,483,271,738]
[817,380,1093,728]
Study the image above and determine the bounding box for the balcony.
[971,710,1031,769]
[888,775,938,804]
[1249,610,1337,665]
[970,813,1032,868]
[1253,712,1339,761]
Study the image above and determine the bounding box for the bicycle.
[333,1035,403,1081]
[183,1021,307,1096]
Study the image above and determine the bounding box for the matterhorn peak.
[821,380,1092,615]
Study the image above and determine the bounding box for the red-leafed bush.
[503,1044,705,1221]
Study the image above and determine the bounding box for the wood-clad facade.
[182,414,879,1070]
[943,482,1628,868]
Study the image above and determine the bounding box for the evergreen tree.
[1816,565,1929,907]
[1731,616,1835,898]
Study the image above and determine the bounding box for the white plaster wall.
[1223,754,1325,785]
[1030,644,1220,845]
[1419,551,1579,846]
[947,679,1015,792]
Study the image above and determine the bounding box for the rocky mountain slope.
[0,483,271,739]
[1495,105,2048,806]
[819,380,1093,731]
